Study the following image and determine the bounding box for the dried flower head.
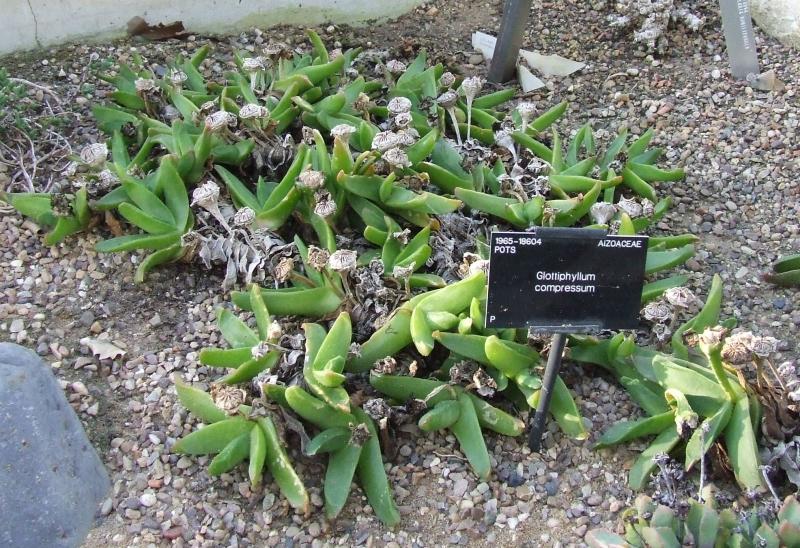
[652,322,672,342]
[331,124,357,141]
[664,287,696,309]
[364,398,393,422]
[211,385,247,415]
[460,76,484,101]
[517,102,536,126]
[233,207,256,227]
[297,169,325,190]
[328,249,358,272]
[383,147,411,169]
[699,326,727,347]
[590,202,617,225]
[385,59,407,74]
[238,103,269,119]
[306,246,330,271]
[242,56,266,72]
[263,42,289,57]
[134,78,156,93]
[387,96,413,115]
[395,128,419,147]
[267,321,283,341]
[270,257,293,283]
[373,356,397,374]
[751,336,779,358]
[98,169,119,187]
[371,131,400,152]
[436,90,458,109]
[200,100,217,113]
[191,181,221,208]
[617,197,643,218]
[353,92,371,112]
[204,111,237,132]
[313,191,337,218]
[392,264,415,281]
[80,143,108,167]
[350,422,372,445]
[472,368,497,397]
[392,228,411,245]
[641,198,655,217]
[721,331,754,365]
[251,341,271,359]
[439,71,455,88]
[641,300,672,323]
[393,112,413,129]
[169,69,188,86]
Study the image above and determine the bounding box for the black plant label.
[487,228,648,331]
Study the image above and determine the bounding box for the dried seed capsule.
[263,42,289,57]
[641,300,672,323]
[436,90,458,109]
[238,103,269,119]
[297,169,325,190]
[387,96,412,115]
[80,143,108,167]
[664,286,696,309]
[205,111,237,132]
[383,147,411,169]
[699,326,726,347]
[251,341,271,359]
[386,59,407,74]
[372,131,401,152]
[134,78,156,93]
[353,92,371,112]
[313,191,337,218]
[461,76,483,101]
[395,128,419,147]
[439,71,455,88]
[328,250,357,272]
[331,124,357,142]
[306,246,330,271]
[590,202,617,225]
[721,331,753,364]
[233,207,256,227]
[192,180,220,207]
[750,335,779,358]
[393,112,413,129]
[616,196,643,218]
[170,69,188,87]
[274,257,295,282]
[363,398,393,422]
[210,384,248,415]
[242,56,266,72]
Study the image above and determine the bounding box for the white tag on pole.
[719,0,760,80]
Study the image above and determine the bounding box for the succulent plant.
[572,276,766,491]
[173,381,309,512]
[586,492,800,548]
[764,254,800,288]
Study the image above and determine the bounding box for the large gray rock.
[0,343,110,548]
[751,0,800,49]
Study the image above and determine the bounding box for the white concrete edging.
[1,0,424,55]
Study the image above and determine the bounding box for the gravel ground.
[1,0,798,546]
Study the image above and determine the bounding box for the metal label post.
[487,0,534,83]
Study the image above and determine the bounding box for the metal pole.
[528,332,567,451]
[487,0,534,83]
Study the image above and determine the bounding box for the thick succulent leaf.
[216,308,259,348]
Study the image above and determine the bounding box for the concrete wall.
[1,0,424,55]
